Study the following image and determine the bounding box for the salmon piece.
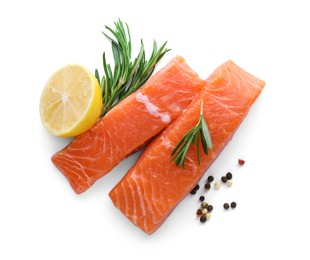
[51,56,205,194]
[109,61,265,234]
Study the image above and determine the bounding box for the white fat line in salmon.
[136,92,171,124]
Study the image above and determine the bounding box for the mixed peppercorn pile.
[190,159,244,223]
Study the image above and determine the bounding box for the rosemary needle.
[95,19,170,117]
[171,100,213,168]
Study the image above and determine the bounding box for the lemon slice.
[40,64,102,137]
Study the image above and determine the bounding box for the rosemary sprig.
[95,19,170,116]
[171,100,213,168]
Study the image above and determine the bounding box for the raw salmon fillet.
[52,56,205,194]
[109,61,265,234]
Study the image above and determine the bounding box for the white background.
[1,0,310,259]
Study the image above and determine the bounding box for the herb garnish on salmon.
[95,19,170,116]
[171,100,213,168]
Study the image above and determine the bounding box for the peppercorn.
[190,189,196,195]
[201,202,208,208]
[226,172,233,180]
[207,205,213,212]
[214,181,221,189]
[196,209,202,215]
[226,180,233,187]
[202,208,208,215]
[223,203,230,209]
[231,202,237,208]
[200,215,207,223]
[221,176,227,183]
[204,183,211,190]
[207,176,214,183]
[206,213,211,220]
[238,159,245,165]
[190,184,200,194]
[199,196,205,202]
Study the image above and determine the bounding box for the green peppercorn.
[223,203,230,210]
[204,183,211,190]
[200,215,207,223]
[201,202,208,208]
[226,172,233,180]
[231,202,237,208]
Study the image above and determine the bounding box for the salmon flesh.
[109,61,265,234]
[52,56,206,194]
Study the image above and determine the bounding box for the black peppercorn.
[200,215,207,223]
[207,205,213,212]
[199,196,205,202]
[231,202,237,208]
[190,189,196,195]
[221,176,227,183]
[226,172,233,180]
[196,209,202,215]
[207,176,214,183]
[223,203,230,210]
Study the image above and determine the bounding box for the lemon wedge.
[40,64,102,137]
